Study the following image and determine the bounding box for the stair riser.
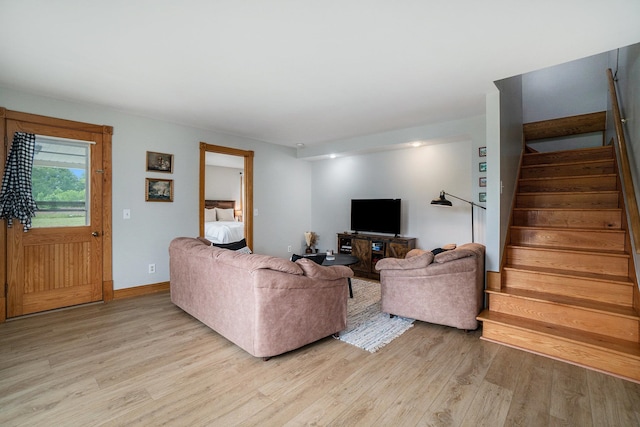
[510,228,625,251]
[513,209,622,229]
[488,293,638,341]
[503,269,633,307]
[507,247,628,276]
[518,176,617,193]
[516,193,619,209]
[521,160,615,179]
[481,323,640,382]
[522,147,613,166]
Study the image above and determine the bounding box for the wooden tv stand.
[337,233,416,280]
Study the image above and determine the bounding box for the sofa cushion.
[434,249,475,264]
[296,258,354,279]
[375,252,434,270]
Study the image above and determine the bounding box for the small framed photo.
[479,192,487,203]
[146,151,173,173]
[479,177,487,187]
[479,146,487,157]
[146,178,173,202]
[479,162,487,172]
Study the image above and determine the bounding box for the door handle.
[92,231,99,237]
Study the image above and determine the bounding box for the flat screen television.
[350,199,401,236]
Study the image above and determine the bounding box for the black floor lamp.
[431,190,486,243]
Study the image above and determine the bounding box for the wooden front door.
[5,119,105,317]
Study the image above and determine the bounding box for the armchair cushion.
[406,248,430,258]
[434,248,474,263]
[375,252,434,270]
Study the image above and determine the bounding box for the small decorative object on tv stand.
[304,231,318,254]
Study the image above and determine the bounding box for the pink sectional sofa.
[169,237,353,358]
[375,243,485,330]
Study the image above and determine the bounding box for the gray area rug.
[338,278,414,353]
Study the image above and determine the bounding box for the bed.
[204,200,245,244]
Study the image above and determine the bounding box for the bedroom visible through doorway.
[199,143,254,250]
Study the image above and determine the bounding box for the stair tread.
[519,173,617,182]
[521,158,614,169]
[508,243,629,257]
[504,264,633,285]
[518,190,619,196]
[486,288,639,319]
[523,145,612,159]
[513,207,622,212]
[510,225,625,234]
[477,310,640,358]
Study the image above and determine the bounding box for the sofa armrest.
[296,259,354,280]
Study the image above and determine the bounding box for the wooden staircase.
[478,141,640,382]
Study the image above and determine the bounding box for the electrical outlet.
[287,245,292,253]
[148,264,156,274]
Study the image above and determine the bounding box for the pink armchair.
[375,243,485,330]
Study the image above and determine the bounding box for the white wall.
[303,114,491,264]
[204,166,242,202]
[612,43,640,276]
[251,142,313,256]
[0,86,312,289]
[310,140,477,253]
[522,52,609,123]
[617,43,640,200]
[522,51,610,154]
[485,88,501,272]
[494,75,524,272]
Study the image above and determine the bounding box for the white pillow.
[204,208,217,222]
[215,208,235,221]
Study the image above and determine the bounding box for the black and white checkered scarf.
[0,132,38,231]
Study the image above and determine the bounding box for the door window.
[31,136,91,228]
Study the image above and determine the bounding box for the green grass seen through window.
[31,213,87,228]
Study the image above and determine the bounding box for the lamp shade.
[431,191,452,207]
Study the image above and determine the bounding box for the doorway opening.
[199,143,254,250]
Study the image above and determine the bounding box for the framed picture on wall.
[479,146,487,157]
[146,151,174,173]
[479,192,487,203]
[146,178,174,202]
[479,177,487,187]
[479,162,487,172]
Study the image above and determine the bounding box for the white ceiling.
[1,1,639,147]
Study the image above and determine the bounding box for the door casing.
[199,142,254,250]
[0,108,113,321]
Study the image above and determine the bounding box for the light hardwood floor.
[1,292,639,426]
